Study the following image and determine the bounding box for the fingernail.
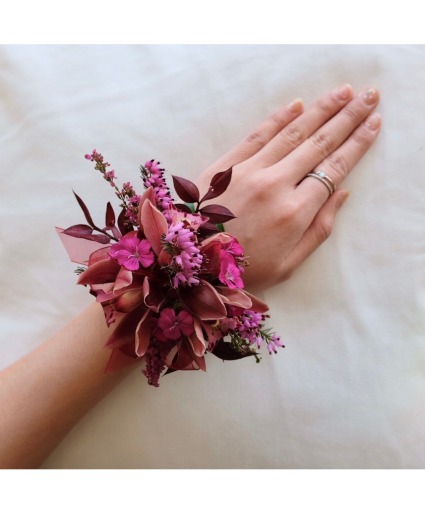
[289,98,303,113]
[336,84,353,101]
[362,87,379,105]
[336,190,350,209]
[365,112,382,130]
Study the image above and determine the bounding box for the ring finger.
[295,111,382,214]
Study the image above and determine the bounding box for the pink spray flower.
[219,252,244,289]
[157,308,194,341]
[109,232,154,271]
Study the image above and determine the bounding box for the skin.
[0,85,381,468]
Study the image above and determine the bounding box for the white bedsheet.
[0,45,424,468]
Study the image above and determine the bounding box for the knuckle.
[309,130,334,156]
[352,129,371,148]
[342,105,361,123]
[280,123,304,148]
[325,152,350,178]
[315,97,334,116]
[270,110,287,128]
[245,130,267,149]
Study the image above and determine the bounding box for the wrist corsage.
[57,151,283,386]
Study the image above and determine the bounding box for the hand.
[197,85,381,290]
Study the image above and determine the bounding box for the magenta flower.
[157,308,194,341]
[224,237,244,257]
[109,232,154,271]
[219,252,244,289]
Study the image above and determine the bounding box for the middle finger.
[269,87,380,183]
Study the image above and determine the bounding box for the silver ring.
[305,170,336,196]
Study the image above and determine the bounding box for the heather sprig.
[140,160,174,211]
[85,149,139,228]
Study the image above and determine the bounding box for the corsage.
[57,151,283,386]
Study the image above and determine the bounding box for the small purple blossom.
[164,221,203,287]
[267,335,284,354]
[109,232,154,271]
[141,160,174,211]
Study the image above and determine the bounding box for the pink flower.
[109,232,154,271]
[224,237,244,257]
[157,308,194,341]
[219,252,244,289]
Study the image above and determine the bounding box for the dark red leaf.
[172,175,200,203]
[105,202,116,228]
[163,367,177,376]
[212,339,258,361]
[82,233,111,243]
[64,224,110,243]
[63,224,93,238]
[199,204,236,224]
[73,190,95,228]
[200,167,233,203]
[117,207,132,235]
[174,203,193,214]
[198,222,222,238]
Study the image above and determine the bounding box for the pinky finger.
[281,189,350,279]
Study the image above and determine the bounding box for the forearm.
[0,302,134,468]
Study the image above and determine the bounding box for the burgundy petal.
[113,266,133,292]
[140,199,168,255]
[180,281,226,320]
[200,239,222,276]
[187,319,207,357]
[114,288,145,312]
[137,187,157,228]
[77,259,120,286]
[89,247,111,265]
[104,348,138,373]
[242,290,269,313]
[168,346,196,370]
[143,276,164,313]
[105,306,147,349]
[216,286,252,309]
[165,344,180,368]
[135,310,151,357]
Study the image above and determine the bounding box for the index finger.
[203,98,304,174]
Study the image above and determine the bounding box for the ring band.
[305,170,336,196]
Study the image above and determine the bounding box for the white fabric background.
[0,45,424,469]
